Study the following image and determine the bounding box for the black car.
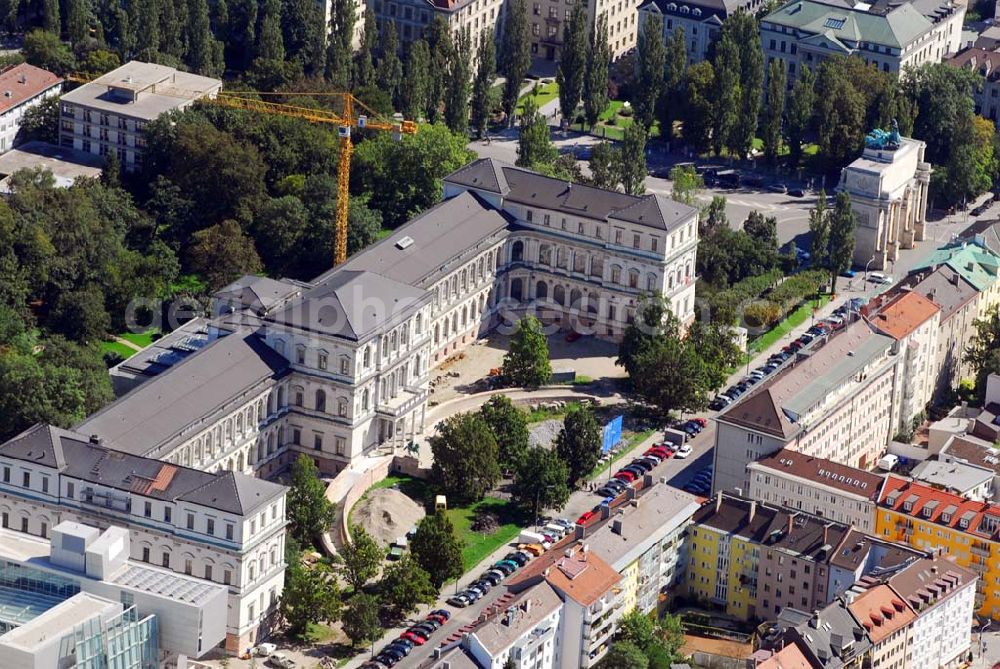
[766,183,788,193]
[480,571,503,585]
[505,552,529,567]
[493,562,516,576]
[630,459,654,473]
[386,642,412,656]
[376,652,401,666]
[709,398,727,411]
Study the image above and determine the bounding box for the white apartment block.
[761,0,964,84]
[713,320,898,495]
[59,60,221,171]
[465,582,563,669]
[747,449,885,533]
[370,0,505,46]
[0,424,286,654]
[0,64,61,153]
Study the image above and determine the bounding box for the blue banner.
[602,416,623,453]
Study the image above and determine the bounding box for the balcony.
[972,544,991,558]
[376,387,427,418]
[970,559,988,573]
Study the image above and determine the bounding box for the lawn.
[516,81,560,115]
[526,400,583,423]
[118,330,159,349]
[585,100,662,142]
[746,294,833,357]
[349,474,523,573]
[100,340,136,360]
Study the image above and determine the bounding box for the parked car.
[480,571,503,586]
[709,397,730,411]
[576,510,598,526]
[789,188,806,197]
[375,653,400,667]
[766,183,788,193]
[253,644,277,657]
[447,594,471,607]
[430,609,452,621]
[505,552,529,567]
[869,272,893,285]
[268,653,297,669]
[675,445,693,459]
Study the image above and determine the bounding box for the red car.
[576,510,598,525]
[401,631,427,645]
[692,417,708,427]
[645,447,670,459]
[615,470,637,482]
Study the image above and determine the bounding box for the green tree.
[618,122,648,196]
[471,29,497,137]
[903,63,980,165]
[347,195,383,256]
[16,97,59,144]
[598,641,649,669]
[429,413,501,503]
[23,29,75,73]
[256,0,284,61]
[786,64,815,166]
[815,57,868,168]
[43,0,59,34]
[478,395,530,471]
[935,114,998,207]
[411,511,464,587]
[376,21,403,106]
[712,30,741,156]
[702,195,728,237]
[78,49,121,78]
[634,15,666,131]
[66,0,89,44]
[445,27,472,134]
[341,593,382,647]
[401,40,432,121]
[354,9,377,88]
[680,61,715,153]
[499,0,531,124]
[827,190,856,292]
[763,59,786,165]
[425,17,453,123]
[49,286,110,343]
[379,555,437,619]
[326,0,355,88]
[555,404,602,487]
[187,219,263,292]
[511,446,571,514]
[286,454,337,547]
[660,26,687,135]
[516,94,557,169]
[729,11,764,159]
[617,610,656,648]
[808,190,830,269]
[186,0,221,76]
[583,14,610,130]
[281,552,342,637]
[589,141,618,190]
[556,3,588,124]
[503,314,552,386]
[339,525,383,592]
[669,164,703,206]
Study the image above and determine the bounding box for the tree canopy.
[410,511,464,588]
[503,315,552,387]
[429,413,501,503]
[555,404,602,487]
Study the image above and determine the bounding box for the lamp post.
[980,621,992,658]
[864,254,877,284]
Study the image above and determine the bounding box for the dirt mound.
[353,488,426,547]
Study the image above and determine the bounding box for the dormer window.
[692,7,701,15]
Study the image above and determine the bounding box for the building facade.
[839,138,932,272]
[369,0,505,48]
[0,63,62,154]
[59,61,221,171]
[946,48,1000,125]
[637,0,767,66]
[465,582,563,669]
[0,424,287,653]
[713,320,897,495]
[747,449,885,533]
[761,0,964,84]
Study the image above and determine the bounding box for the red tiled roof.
[878,475,1000,540]
[847,584,916,645]
[0,63,61,114]
[753,643,812,669]
[753,448,884,501]
[863,291,940,340]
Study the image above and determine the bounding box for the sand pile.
[353,488,426,546]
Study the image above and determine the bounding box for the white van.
[868,272,893,285]
[877,454,899,472]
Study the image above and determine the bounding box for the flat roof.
[60,60,220,120]
[0,140,103,189]
[0,593,119,650]
[911,459,994,493]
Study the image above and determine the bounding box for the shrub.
[743,300,782,328]
[618,105,634,118]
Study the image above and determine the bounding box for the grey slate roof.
[317,191,511,288]
[76,329,288,456]
[268,270,429,341]
[444,158,698,232]
[213,275,303,316]
[639,0,750,21]
[0,424,284,515]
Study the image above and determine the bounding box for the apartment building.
[828,529,926,600]
[59,61,221,171]
[0,521,228,667]
[712,320,897,495]
[910,240,1000,319]
[761,0,964,84]
[0,423,287,653]
[862,290,940,434]
[885,556,976,668]
[465,581,563,669]
[946,48,1000,125]
[845,583,915,669]
[370,0,504,46]
[840,137,932,272]
[582,486,700,614]
[767,599,873,669]
[0,63,61,154]
[685,494,852,621]
[507,545,624,668]
[747,449,885,533]
[876,475,1000,620]
[911,459,995,501]
[637,0,767,65]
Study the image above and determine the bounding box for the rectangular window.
[205,564,213,581]
[207,519,215,535]
[67,482,74,499]
[2,467,7,483]
[162,552,170,569]
[633,233,640,249]
[164,507,172,523]
[20,517,28,532]
[186,513,194,530]
[615,229,623,244]
[340,356,348,374]
[41,477,48,494]
[144,501,152,518]
[142,546,150,562]
[314,434,323,451]
[22,472,29,487]
[185,559,192,575]
[293,428,301,445]
[226,523,234,540]
[319,352,328,370]
[224,570,232,585]
[651,237,658,252]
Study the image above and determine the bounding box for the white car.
[868,272,893,285]
[253,643,277,657]
[268,653,296,668]
[674,445,693,459]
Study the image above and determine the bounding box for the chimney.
[523,599,532,614]
[716,491,724,512]
[89,434,101,445]
[823,524,829,546]
[749,499,756,522]
[17,74,25,84]
[787,513,794,535]
[612,519,623,535]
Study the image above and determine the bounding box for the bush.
[767,270,827,314]
[618,105,634,118]
[743,300,782,328]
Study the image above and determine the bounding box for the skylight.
[824,17,847,29]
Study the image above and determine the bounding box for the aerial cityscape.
[3,0,1000,667]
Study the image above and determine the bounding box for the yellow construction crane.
[207,92,417,264]
[65,75,417,264]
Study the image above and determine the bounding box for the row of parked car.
[368,610,453,667]
[446,546,536,608]
[709,300,861,412]
[683,465,714,496]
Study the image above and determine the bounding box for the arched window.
[478,257,485,278]
[536,281,548,300]
[362,389,370,411]
[587,292,599,313]
[611,265,622,284]
[363,346,371,367]
[277,386,286,408]
[257,441,264,462]
[338,398,348,417]
[510,278,524,302]
[293,386,304,407]
[413,355,421,380]
[295,344,305,364]
[236,413,243,435]
[315,390,327,412]
[461,268,468,290]
[628,268,640,289]
[511,240,524,262]
[539,244,552,265]
[646,274,657,292]
[415,313,423,334]
[390,331,397,352]
[434,323,441,345]
[554,285,566,306]
[267,433,275,455]
[236,452,245,471]
[462,305,468,327]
